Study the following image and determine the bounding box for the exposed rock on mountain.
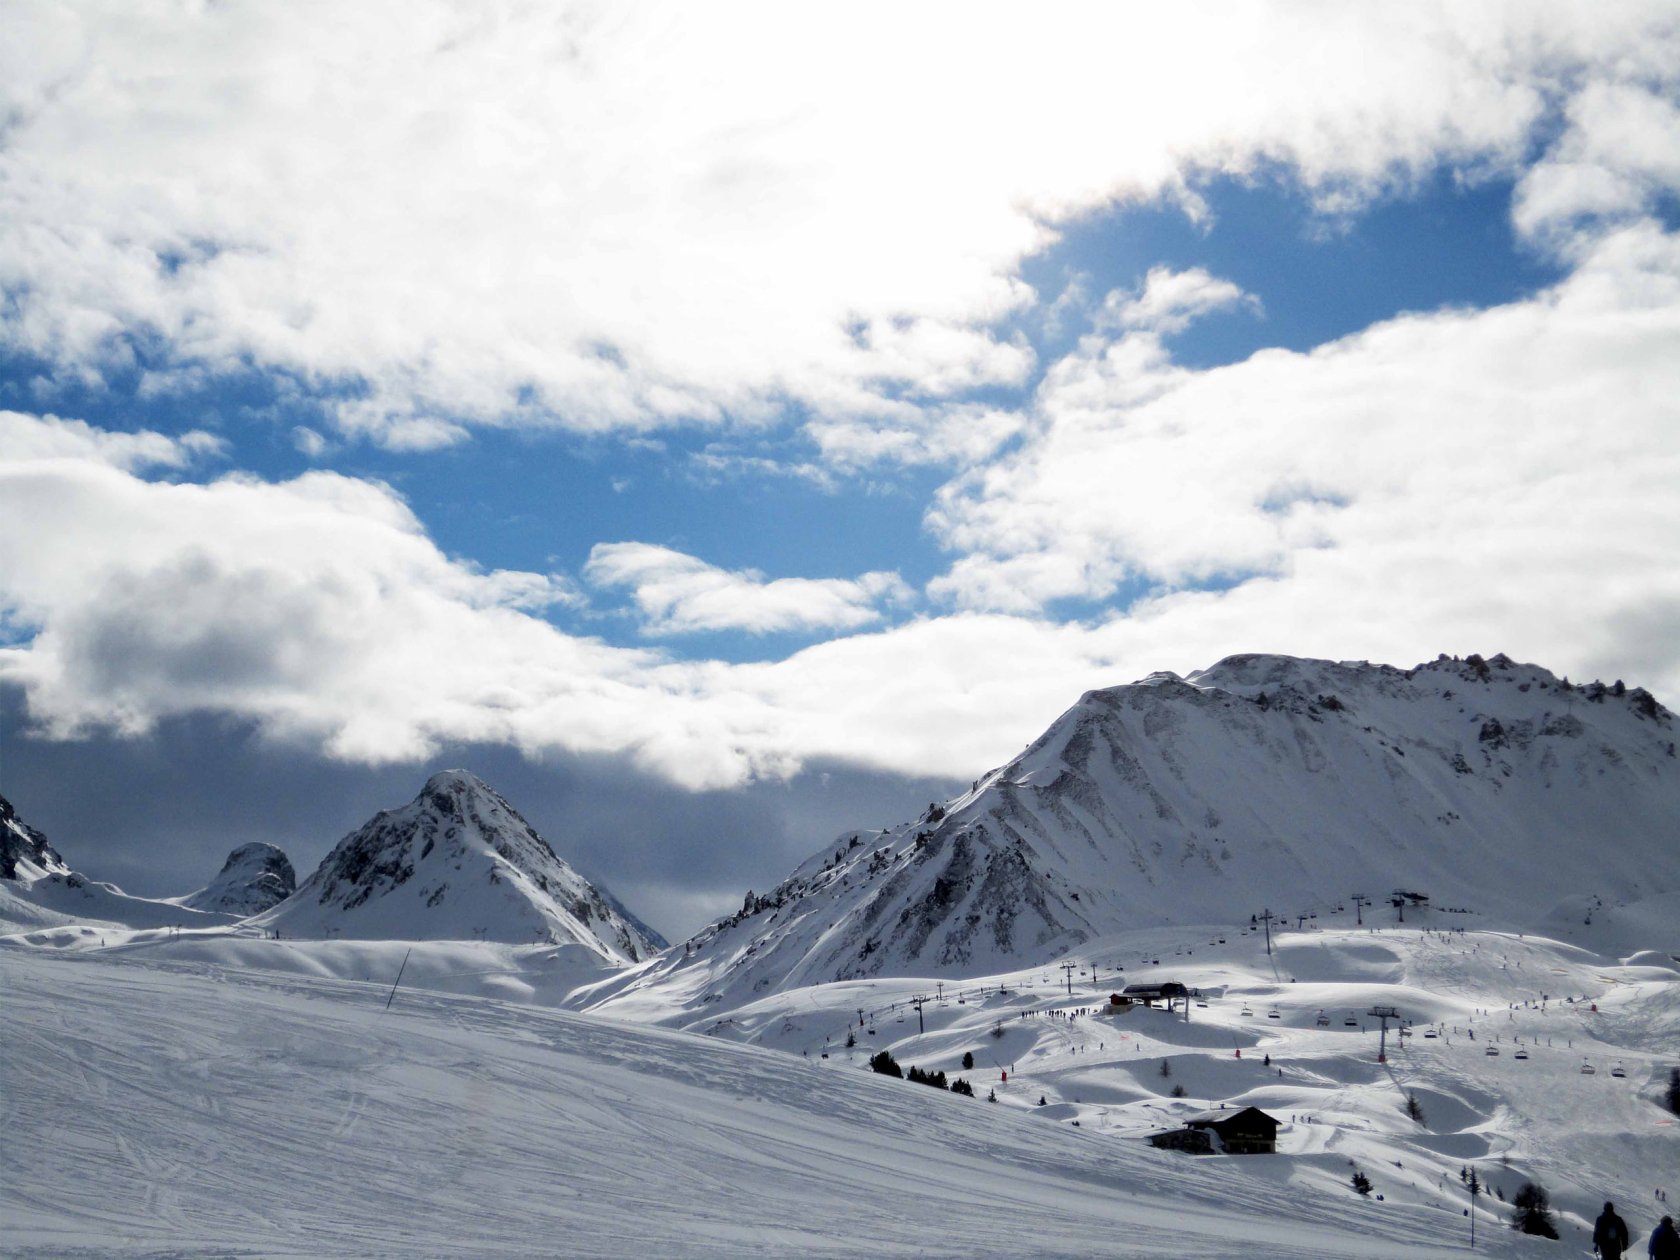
[181,843,297,916]
[0,793,69,882]
[637,653,1678,1002]
[257,770,660,961]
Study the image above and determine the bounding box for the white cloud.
[4,2,1674,449]
[1096,267,1260,336]
[291,426,329,459]
[2,385,1677,798]
[0,410,223,471]
[923,221,1680,697]
[1514,82,1680,250]
[584,542,910,636]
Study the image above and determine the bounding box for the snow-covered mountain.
[636,653,1679,1002]
[0,793,68,882]
[0,793,239,935]
[256,770,660,961]
[179,843,297,916]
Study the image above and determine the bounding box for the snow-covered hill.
[632,653,1678,1004]
[178,842,297,915]
[2,944,1576,1259]
[255,770,660,961]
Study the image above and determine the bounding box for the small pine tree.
[1405,1093,1426,1124]
[1510,1182,1559,1238]
[1037,1095,1047,1106]
[962,1051,975,1071]
[951,1078,974,1097]
[987,1088,997,1102]
[1667,1067,1680,1117]
[1170,1084,1187,1098]
[1159,1060,1172,1078]
[1351,1171,1373,1197]
[869,1050,903,1079]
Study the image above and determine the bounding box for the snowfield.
[4,918,1672,1258]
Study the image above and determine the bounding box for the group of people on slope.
[1595,1202,1678,1260]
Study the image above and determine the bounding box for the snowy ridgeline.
[0,772,665,964]
[632,652,1679,1007]
[6,935,1647,1260]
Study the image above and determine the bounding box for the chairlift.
[1196,1000,1209,1008]
[1513,1050,1529,1061]
[1610,1063,1626,1079]
[957,998,966,1005]
[1423,1029,1438,1039]
[1580,1062,1596,1075]
[1240,1006,1254,1017]
[1316,1012,1330,1027]
[1485,1046,1500,1056]
[1267,1008,1281,1020]
[1343,1017,1359,1027]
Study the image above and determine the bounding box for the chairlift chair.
[1513,1050,1529,1060]
[1423,1029,1438,1039]
[1610,1062,1626,1078]
[1267,1008,1281,1019]
[1316,1012,1330,1027]
[1580,1062,1596,1075]
[1240,1006,1254,1017]
[1485,1046,1500,1056]
[1343,1017,1359,1027]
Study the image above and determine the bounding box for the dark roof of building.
[1183,1106,1279,1130]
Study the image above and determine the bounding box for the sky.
[3,2,1679,940]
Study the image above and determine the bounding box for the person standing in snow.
[1596,1202,1631,1259]
[1649,1216,1680,1260]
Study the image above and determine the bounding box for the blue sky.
[3,3,1678,935]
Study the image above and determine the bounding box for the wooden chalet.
[1147,1106,1279,1155]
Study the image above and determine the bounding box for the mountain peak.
[422,768,489,795]
[258,772,660,960]
[181,842,296,916]
[650,652,1678,1002]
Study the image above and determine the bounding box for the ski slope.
[0,945,1582,1260]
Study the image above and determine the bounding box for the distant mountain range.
[6,655,1676,995]
[624,653,1678,1005]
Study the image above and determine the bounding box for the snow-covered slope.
[3,946,1567,1259]
[177,842,297,915]
[256,770,659,961]
[636,653,1678,1003]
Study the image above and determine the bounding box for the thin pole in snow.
[384,948,413,1011]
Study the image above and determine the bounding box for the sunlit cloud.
[6,2,1673,450]
[584,542,911,637]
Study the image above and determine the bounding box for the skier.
[1650,1217,1680,1260]
[1595,1202,1631,1260]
